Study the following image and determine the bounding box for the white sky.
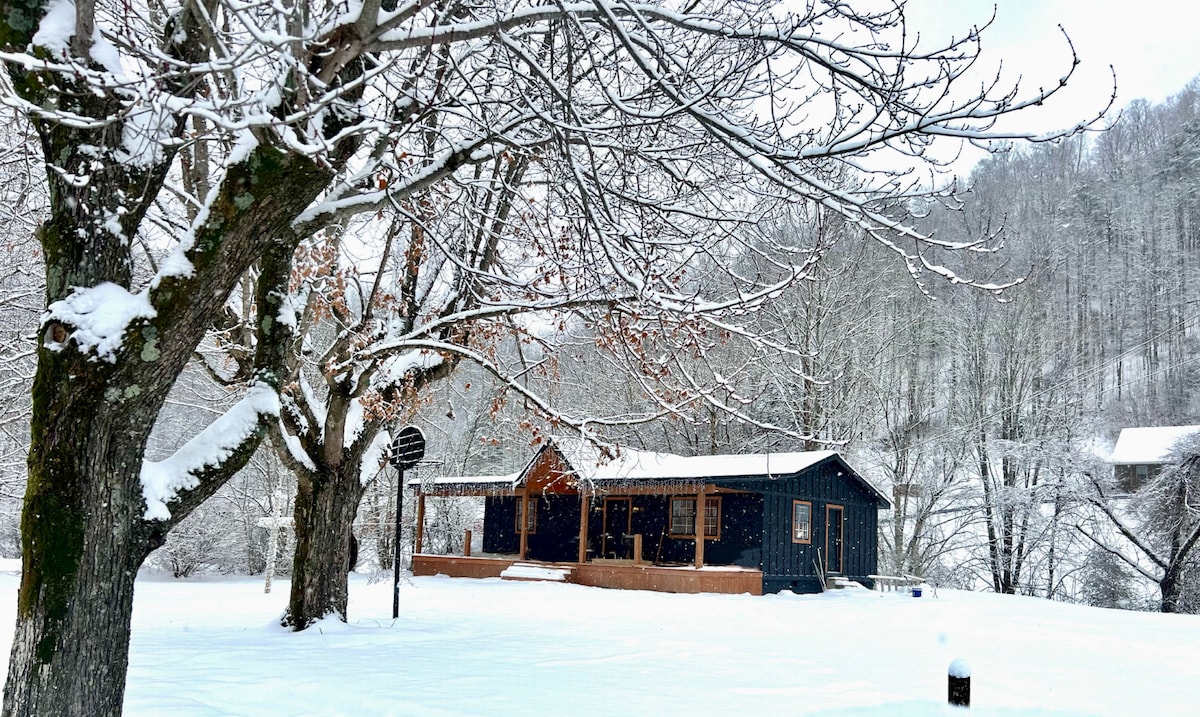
[903,0,1200,132]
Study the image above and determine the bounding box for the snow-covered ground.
[0,563,1196,716]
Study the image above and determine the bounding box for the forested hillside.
[1,80,1197,614]
[401,80,1200,610]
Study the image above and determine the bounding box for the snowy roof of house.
[414,438,888,507]
[1108,425,1200,464]
[553,439,838,483]
[407,473,520,489]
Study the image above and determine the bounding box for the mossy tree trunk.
[1,143,333,715]
[279,388,377,629]
[284,462,371,628]
[0,13,345,708]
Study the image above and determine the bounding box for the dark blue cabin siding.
[729,460,882,594]
[483,495,582,561]
[708,493,763,567]
[574,493,763,565]
[482,496,518,554]
[478,455,883,596]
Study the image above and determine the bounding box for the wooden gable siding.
[728,460,880,593]
[524,445,579,494]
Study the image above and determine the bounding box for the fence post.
[948,659,971,708]
[464,529,472,557]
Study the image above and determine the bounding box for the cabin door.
[825,505,844,574]
[603,498,632,559]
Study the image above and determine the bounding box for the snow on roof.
[555,439,837,483]
[408,473,519,488]
[1108,425,1200,464]
[413,439,888,506]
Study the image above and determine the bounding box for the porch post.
[414,493,426,554]
[694,483,706,569]
[519,487,530,561]
[577,490,589,563]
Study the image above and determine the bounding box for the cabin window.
[669,497,720,539]
[515,498,538,534]
[792,500,812,543]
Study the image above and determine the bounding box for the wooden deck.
[411,554,763,596]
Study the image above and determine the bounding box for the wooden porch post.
[414,493,426,554]
[577,490,589,563]
[519,487,530,561]
[694,483,706,569]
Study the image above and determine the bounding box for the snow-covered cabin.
[410,439,889,595]
[1108,425,1200,492]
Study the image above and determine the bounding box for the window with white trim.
[669,497,720,539]
[515,499,538,534]
[792,500,812,543]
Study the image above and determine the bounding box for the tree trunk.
[283,465,368,629]
[1160,569,1182,614]
[4,521,146,716]
[3,374,159,716]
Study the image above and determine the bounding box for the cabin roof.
[408,472,520,489]
[1109,425,1200,465]
[412,438,889,507]
[552,439,837,483]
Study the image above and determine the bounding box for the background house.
[1108,425,1200,493]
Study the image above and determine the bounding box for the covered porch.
[408,448,765,595]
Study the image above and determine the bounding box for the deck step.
[499,563,574,583]
[826,576,865,590]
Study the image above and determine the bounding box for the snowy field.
[0,564,1197,716]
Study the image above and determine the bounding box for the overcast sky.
[903,0,1200,131]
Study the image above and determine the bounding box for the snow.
[359,430,391,486]
[512,438,844,485]
[279,425,317,472]
[140,383,280,520]
[560,443,837,482]
[1108,426,1200,464]
[0,571,1195,716]
[31,0,76,57]
[32,0,122,74]
[44,282,156,362]
[499,563,571,581]
[408,473,520,492]
[949,658,972,679]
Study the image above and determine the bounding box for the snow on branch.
[44,282,156,363]
[141,382,280,521]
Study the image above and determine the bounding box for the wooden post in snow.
[414,494,426,554]
[519,488,530,561]
[463,529,472,557]
[577,491,589,563]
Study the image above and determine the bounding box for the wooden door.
[826,505,844,574]
[603,498,632,559]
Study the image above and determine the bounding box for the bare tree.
[1082,437,1200,613]
[0,0,1100,713]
